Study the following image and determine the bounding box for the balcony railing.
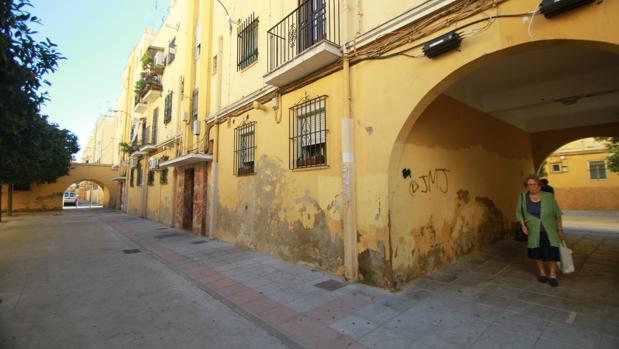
[267,0,340,73]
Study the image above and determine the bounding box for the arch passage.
[0,164,120,212]
[385,41,619,286]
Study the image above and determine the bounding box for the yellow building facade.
[109,0,619,288]
[82,114,116,164]
[544,138,619,211]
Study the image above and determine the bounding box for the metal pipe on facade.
[341,54,358,281]
[208,35,224,240]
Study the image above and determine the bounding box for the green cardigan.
[515,191,563,249]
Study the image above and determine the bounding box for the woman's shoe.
[537,275,548,283]
[548,278,558,287]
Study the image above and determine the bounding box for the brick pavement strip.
[101,216,365,349]
[101,212,619,349]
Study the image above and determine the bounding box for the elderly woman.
[516,175,565,287]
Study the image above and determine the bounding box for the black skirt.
[528,226,560,262]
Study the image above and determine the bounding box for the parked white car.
[63,192,77,206]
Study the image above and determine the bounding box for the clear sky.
[30,0,170,160]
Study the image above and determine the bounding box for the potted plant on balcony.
[119,141,140,155]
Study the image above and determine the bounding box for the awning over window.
[159,153,213,168]
[112,176,126,181]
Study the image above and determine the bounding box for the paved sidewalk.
[99,210,618,349]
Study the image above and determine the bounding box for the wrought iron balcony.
[265,0,341,86]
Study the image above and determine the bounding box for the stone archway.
[63,179,111,208]
[348,0,619,287]
[0,163,120,212]
[384,39,619,286]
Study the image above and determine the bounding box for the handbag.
[514,193,528,242]
[559,240,575,274]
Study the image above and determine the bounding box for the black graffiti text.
[408,168,451,196]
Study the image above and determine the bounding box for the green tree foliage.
[594,137,619,173]
[0,0,78,180]
[1,0,79,218]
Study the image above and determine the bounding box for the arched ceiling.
[445,46,619,133]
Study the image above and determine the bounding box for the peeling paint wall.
[389,95,533,287]
[145,155,176,227]
[214,77,346,274]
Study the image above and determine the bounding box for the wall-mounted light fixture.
[539,0,596,18]
[422,31,462,59]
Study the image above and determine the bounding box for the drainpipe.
[341,54,358,281]
[208,36,224,240]
[141,159,148,218]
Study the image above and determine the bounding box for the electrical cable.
[359,10,538,62]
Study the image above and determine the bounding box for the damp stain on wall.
[217,155,345,273]
[357,224,393,288]
[393,189,506,287]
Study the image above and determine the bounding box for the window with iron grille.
[289,96,327,169]
[237,14,258,70]
[130,169,135,187]
[551,163,561,173]
[152,108,158,144]
[234,122,256,176]
[195,21,201,60]
[148,170,155,186]
[160,167,168,185]
[212,54,218,75]
[192,89,199,120]
[589,160,607,180]
[164,92,173,124]
[137,160,143,186]
[167,37,176,64]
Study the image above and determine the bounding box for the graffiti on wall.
[403,168,451,196]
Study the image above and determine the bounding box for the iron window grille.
[167,37,176,64]
[289,95,327,169]
[212,54,218,75]
[234,121,256,176]
[147,170,155,186]
[164,92,173,124]
[141,125,151,146]
[192,89,199,120]
[589,160,607,179]
[136,160,143,186]
[152,108,158,144]
[160,167,168,185]
[237,13,259,70]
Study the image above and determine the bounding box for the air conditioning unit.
[192,120,201,135]
[129,158,137,168]
[154,51,165,67]
[148,158,159,170]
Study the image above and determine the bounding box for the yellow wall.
[0,164,120,212]
[214,73,347,273]
[97,0,619,288]
[82,115,116,164]
[389,95,533,285]
[544,138,619,210]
